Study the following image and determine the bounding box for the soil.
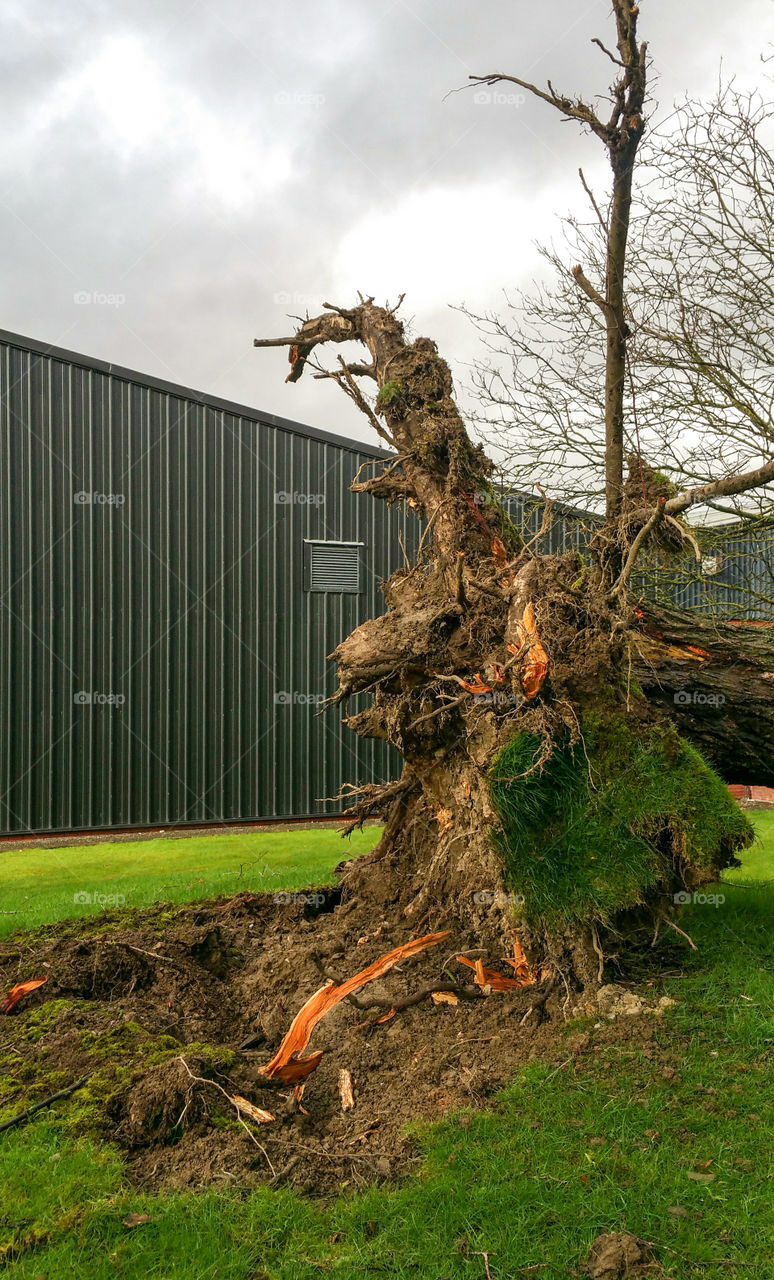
[583,1231,663,1278]
[0,887,674,1197]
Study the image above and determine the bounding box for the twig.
[590,923,605,983]
[473,1251,494,1280]
[578,168,608,232]
[175,1058,275,1175]
[591,36,625,67]
[267,1154,300,1187]
[0,1075,91,1134]
[103,940,187,970]
[664,917,698,951]
[519,487,555,556]
[406,694,467,732]
[608,499,665,599]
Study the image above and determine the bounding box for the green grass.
[1,818,773,1277]
[489,716,753,927]
[726,809,774,883]
[0,828,378,939]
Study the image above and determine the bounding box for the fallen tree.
[255,2,773,988]
[632,602,774,788]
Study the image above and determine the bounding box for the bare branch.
[609,499,665,599]
[468,72,609,140]
[665,457,774,517]
[571,264,608,311]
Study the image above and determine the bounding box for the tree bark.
[631,603,774,787]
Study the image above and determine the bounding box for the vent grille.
[307,542,361,593]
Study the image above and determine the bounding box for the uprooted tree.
[255,1,774,988]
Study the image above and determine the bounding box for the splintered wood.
[338,1069,355,1110]
[457,940,540,992]
[512,602,549,700]
[231,1095,275,1125]
[1,977,48,1014]
[258,931,450,1084]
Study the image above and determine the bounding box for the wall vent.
[305,541,363,593]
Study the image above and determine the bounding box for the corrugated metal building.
[0,329,420,835]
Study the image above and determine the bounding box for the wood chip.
[1,977,48,1014]
[338,1068,355,1111]
[431,990,459,1006]
[456,955,523,991]
[231,1095,274,1125]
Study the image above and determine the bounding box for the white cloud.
[23,34,295,211]
[331,172,606,311]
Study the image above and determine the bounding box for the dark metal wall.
[0,330,419,835]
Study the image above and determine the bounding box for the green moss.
[15,998,77,1042]
[80,1020,180,1062]
[376,379,403,407]
[0,1010,243,1141]
[489,714,753,928]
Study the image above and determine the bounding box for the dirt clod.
[583,1231,661,1278]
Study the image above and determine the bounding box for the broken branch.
[258,931,451,1083]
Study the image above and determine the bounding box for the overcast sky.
[1,0,770,444]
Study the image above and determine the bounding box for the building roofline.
[0,326,393,460]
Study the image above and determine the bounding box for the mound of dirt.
[583,1231,663,1278]
[0,888,669,1195]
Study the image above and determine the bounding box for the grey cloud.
[0,0,769,441]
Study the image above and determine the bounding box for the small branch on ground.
[0,1076,91,1134]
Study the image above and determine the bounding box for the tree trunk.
[255,300,755,988]
[631,602,774,788]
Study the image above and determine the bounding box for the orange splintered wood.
[503,939,538,987]
[259,931,451,1083]
[521,648,549,700]
[513,601,549,700]
[459,673,492,694]
[456,955,523,992]
[491,536,509,566]
[685,644,712,659]
[1,977,48,1014]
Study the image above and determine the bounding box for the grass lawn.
[0,827,379,940]
[1,817,773,1277]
